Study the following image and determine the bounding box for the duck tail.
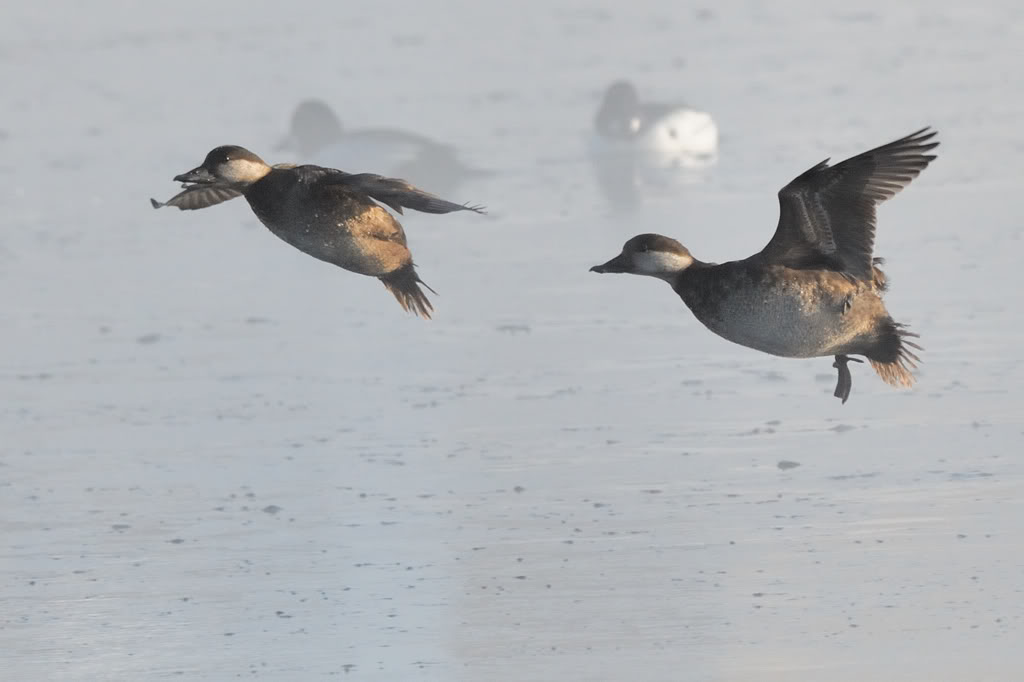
[871,257,889,292]
[867,318,922,387]
[380,263,436,319]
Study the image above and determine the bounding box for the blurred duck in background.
[589,79,719,210]
[593,80,719,161]
[275,99,491,198]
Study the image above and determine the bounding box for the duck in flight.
[591,128,938,403]
[152,146,484,318]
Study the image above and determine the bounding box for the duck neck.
[668,257,711,288]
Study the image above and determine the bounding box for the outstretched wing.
[150,184,243,211]
[759,127,938,280]
[308,166,485,215]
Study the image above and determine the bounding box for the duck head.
[590,233,694,281]
[174,146,272,188]
[595,79,641,137]
[275,99,344,156]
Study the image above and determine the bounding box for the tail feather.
[380,263,436,319]
[871,257,889,292]
[868,321,922,388]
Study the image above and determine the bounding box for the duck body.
[241,165,407,278]
[673,258,896,360]
[152,146,483,318]
[591,128,937,403]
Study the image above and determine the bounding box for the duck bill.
[173,166,216,184]
[590,253,628,273]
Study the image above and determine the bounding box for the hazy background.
[3,1,1023,680]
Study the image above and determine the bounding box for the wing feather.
[760,128,938,280]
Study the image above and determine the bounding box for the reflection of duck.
[151,145,484,318]
[275,99,490,197]
[589,80,718,210]
[593,80,719,164]
[591,128,938,403]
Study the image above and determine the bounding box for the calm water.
[3,1,1023,680]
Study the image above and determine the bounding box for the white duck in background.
[588,79,719,210]
[593,80,719,167]
[275,99,491,197]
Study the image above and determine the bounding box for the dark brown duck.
[152,146,484,318]
[591,128,938,403]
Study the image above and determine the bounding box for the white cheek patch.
[223,159,271,183]
[634,250,693,274]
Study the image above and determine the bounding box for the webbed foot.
[832,354,863,404]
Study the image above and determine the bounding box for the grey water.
[2,1,1023,680]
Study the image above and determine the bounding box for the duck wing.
[759,127,938,280]
[150,184,243,211]
[306,166,485,216]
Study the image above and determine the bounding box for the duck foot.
[832,355,863,404]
